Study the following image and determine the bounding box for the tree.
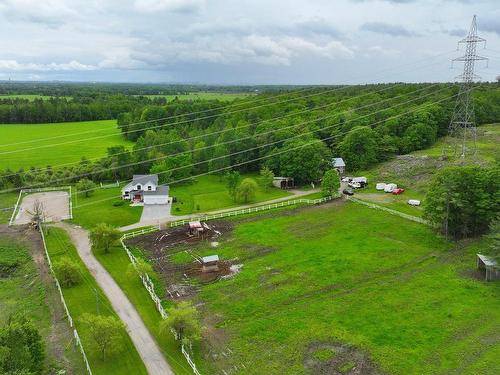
[76,178,97,198]
[0,316,44,375]
[487,216,500,262]
[321,169,340,197]
[126,258,153,281]
[259,166,274,191]
[90,223,121,253]
[424,166,499,239]
[225,171,241,201]
[236,178,258,203]
[275,139,331,185]
[53,258,82,287]
[338,126,378,171]
[80,314,124,360]
[159,301,201,346]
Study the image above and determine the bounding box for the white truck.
[384,183,397,193]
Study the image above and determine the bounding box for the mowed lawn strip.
[93,243,196,375]
[0,120,131,170]
[71,185,142,229]
[44,227,148,375]
[170,174,293,216]
[171,202,500,374]
[0,234,85,373]
[0,192,19,224]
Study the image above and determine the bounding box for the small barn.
[273,177,294,189]
[476,254,500,281]
[202,255,219,273]
[332,158,346,174]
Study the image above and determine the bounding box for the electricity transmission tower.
[447,15,487,158]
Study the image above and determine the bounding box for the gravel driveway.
[55,222,174,375]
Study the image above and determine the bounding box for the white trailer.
[384,183,397,193]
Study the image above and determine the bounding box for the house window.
[137,184,142,190]
[148,186,152,191]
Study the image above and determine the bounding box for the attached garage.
[143,185,170,205]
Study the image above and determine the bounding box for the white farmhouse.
[121,174,171,205]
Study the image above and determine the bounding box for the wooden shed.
[273,177,294,189]
[476,254,500,281]
[202,255,219,273]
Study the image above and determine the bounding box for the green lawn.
[93,244,196,375]
[0,192,18,224]
[0,120,131,170]
[71,185,142,229]
[0,233,85,373]
[156,202,499,374]
[170,174,293,215]
[136,92,253,101]
[44,227,147,375]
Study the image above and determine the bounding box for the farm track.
[54,222,174,375]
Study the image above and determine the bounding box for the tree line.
[0,83,498,192]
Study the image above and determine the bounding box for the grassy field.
[0,230,85,373]
[0,94,70,101]
[44,227,148,375]
[0,120,131,170]
[136,92,253,101]
[170,174,293,215]
[93,243,197,375]
[154,202,500,374]
[0,192,18,224]
[71,185,142,229]
[352,123,499,216]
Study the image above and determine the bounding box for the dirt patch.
[304,341,384,375]
[127,221,235,299]
[14,191,70,225]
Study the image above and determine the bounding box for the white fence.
[39,225,93,375]
[120,228,202,374]
[8,185,73,226]
[170,195,336,227]
[347,196,430,225]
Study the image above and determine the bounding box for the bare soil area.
[304,341,384,375]
[14,191,70,225]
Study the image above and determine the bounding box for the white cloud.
[133,0,204,14]
[0,60,97,71]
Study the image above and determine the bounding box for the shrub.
[53,258,82,287]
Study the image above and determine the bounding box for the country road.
[54,222,174,375]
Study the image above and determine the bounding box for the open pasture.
[132,201,500,374]
[0,119,131,170]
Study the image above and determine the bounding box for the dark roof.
[143,185,169,196]
[131,174,159,186]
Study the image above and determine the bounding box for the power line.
[3,84,450,195]
[0,50,456,152]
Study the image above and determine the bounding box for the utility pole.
[447,15,487,159]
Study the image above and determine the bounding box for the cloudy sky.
[0,0,498,84]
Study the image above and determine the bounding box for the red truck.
[392,188,405,195]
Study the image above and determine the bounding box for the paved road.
[140,203,172,224]
[120,188,321,231]
[54,222,174,375]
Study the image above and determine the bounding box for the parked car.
[392,188,405,195]
[408,199,421,206]
[376,183,386,191]
[348,181,361,189]
[384,183,397,193]
[341,176,352,183]
[342,189,354,196]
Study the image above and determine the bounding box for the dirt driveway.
[14,191,70,225]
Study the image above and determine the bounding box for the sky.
[0,0,499,84]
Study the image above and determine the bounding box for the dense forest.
[0,82,498,190]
